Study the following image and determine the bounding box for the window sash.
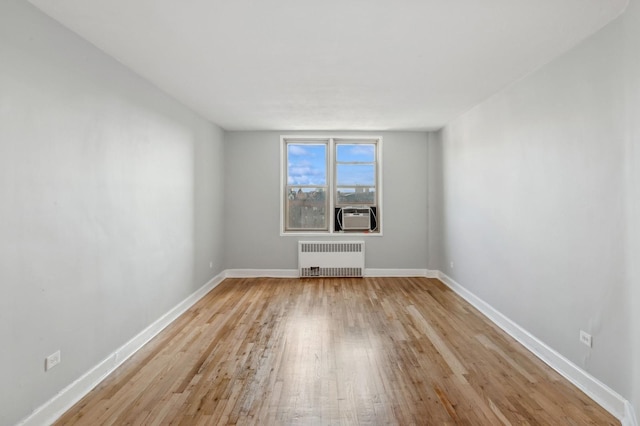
[284,140,329,232]
[334,142,378,207]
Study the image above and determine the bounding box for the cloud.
[287,143,327,185]
[289,166,312,177]
[336,144,376,163]
[288,145,308,156]
[288,165,326,185]
[347,144,375,157]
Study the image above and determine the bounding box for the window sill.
[280,230,383,237]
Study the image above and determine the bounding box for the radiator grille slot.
[298,241,365,278]
[300,267,363,278]
[300,242,363,253]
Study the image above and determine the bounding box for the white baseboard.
[425,269,439,278]
[437,271,637,426]
[365,268,429,277]
[224,269,298,278]
[625,400,639,426]
[224,268,438,278]
[16,272,226,426]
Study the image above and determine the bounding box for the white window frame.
[280,135,383,236]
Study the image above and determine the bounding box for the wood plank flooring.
[55,277,619,425]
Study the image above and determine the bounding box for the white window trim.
[280,135,383,237]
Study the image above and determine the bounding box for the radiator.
[298,241,365,278]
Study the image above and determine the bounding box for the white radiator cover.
[298,241,365,277]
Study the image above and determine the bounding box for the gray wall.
[0,2,225,425]
[427,133,444,271]
[432,0,640,414]
[622,0,640,416]
[223,131,430,270]
[4,0,639,423]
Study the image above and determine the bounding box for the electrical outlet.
[45,350,61,371]
[209,261,213,269]
[580,330,592,348]
[450,261,454,269]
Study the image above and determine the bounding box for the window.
[284,142,328,232]
[281,136,382,234]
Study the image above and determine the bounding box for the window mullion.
[329,138,335,234]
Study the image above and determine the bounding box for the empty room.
[2,0,639,425]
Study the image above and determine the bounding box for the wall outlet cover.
[579,330,592,348]
[45,350,61,371]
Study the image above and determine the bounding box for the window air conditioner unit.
[341,207,371,231]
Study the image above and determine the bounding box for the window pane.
[286,187,327,230]
[287,144,326,185]
[336,164,375,186]
[336,144,375,162]
[337,187,375,204]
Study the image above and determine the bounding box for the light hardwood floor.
[56,277,619,425]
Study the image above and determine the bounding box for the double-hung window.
[281,136,382,234]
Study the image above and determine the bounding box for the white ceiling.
[28,0,627,131]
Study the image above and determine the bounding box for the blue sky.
[287,144,375,187]
[287,144,327,185]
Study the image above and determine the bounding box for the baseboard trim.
[224,268,438,278]
[437,271,636,426]
[624,400,639,426]
[16,272,226,426]
[425,269,439,278]
[224,269,299,278]
[365,268,429,277]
